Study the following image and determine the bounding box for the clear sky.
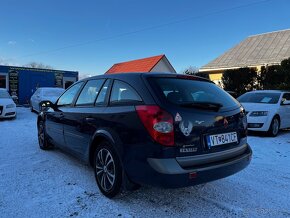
[0,0,290,76]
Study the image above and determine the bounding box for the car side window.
[95,79,110,106]
[76,79,105,106]
[282,93,290,101]
[110,80,142,105]
[57,82,84,106]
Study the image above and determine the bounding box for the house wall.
[209,73,223,82]
[204,65,262,84]
[150,58,176,73]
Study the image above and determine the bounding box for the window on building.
[76,79,105,106]
[0,74,7,89]
[57,82,84,106]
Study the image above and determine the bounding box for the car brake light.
[135,105,174,146]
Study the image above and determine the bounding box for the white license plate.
[207,132,238,147]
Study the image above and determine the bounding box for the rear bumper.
[127,144,252,188]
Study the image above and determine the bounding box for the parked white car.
[30,87,65,112]
[0,88,17,119]
[238,90,290,136]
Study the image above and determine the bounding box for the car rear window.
[149,77,239,110]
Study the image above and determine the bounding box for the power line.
[18,0,274,58]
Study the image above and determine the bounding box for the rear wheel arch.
[89,130,123,167]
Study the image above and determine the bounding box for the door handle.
[85,117,95,123]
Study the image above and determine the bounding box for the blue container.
[0,65,78,105]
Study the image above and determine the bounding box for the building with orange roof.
[106,54,176,74]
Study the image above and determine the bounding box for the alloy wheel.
[95,148,116,192]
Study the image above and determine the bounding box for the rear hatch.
[146,75,247,158]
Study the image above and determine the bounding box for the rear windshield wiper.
[178,102,223,111]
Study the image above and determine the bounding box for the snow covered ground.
[1,107,290,218]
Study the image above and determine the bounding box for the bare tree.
[181,66,209,79]
[181,66,199,75]
[23,62,54,69]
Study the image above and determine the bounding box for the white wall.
[150,57,176,73]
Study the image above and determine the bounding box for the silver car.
[30,87,65,112]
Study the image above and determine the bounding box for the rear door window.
[150,77,239,110]
[76,79,105,106]
[110,80,142,105]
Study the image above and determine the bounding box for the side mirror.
[281,100,290,105]
[39,100,55,111]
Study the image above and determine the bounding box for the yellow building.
[199,29,290,84]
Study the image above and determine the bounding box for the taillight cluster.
[135,105,174,146]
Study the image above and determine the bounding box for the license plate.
[207,132,238,147]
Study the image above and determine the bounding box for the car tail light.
[135,105,174,146]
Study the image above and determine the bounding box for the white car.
[238,90,290,136]
[30,87,65,112]
[0,88,17,119]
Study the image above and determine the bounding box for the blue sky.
[0,0,290,75]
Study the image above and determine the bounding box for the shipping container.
[0,65,78,105]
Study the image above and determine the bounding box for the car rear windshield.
[0,90,11,99]
[238,92,280,104]
[149,77,239,111]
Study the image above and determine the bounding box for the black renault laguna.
[37,73,252,198]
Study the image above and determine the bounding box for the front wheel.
[267,116,280,137]
[37,120,53,150]
[94,141,122,198]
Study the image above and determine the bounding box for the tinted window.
[76,79,105,106]
[150,78,239,109]
[95,79,110,105]
[238,92,281,104]
[57,82,84,106]
[110,80,142,104]
[282,93,290,101]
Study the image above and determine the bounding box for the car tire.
[37,120,53,150]
[267,116,280,137]
[94,141,122,198]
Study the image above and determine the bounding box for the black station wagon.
[37,73,252,198]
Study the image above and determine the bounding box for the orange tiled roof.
[106,55,165,74]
